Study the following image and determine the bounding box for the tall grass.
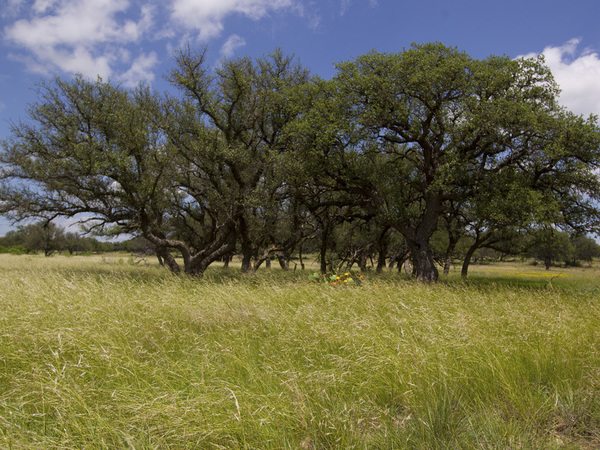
[1,254,600,448]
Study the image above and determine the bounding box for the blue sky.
[1,0,600,235]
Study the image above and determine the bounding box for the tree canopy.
[1,43,599,280]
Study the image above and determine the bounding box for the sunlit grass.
[1,254,600,448]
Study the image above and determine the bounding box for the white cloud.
[118,52,159,87]
[170,0,296,40]
[4,0,153,79]
[220,34,246,59]
[3,0,308,85]
[520,39,600,117]
[8,45,114,78]
[6,0,147,49]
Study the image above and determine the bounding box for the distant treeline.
[0,221,150,256]
[1,220,599,273]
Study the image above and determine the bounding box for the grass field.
[1,254,600,448]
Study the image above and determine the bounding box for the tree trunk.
[240,241,253,273]
[320,228,329,274]
[413,250,438,282]
[396,194,442,282]
[157,247,180,274]
[376,250,387,273]
[461,232,495,278]
[443,237,459,277]
[277,252,290,270]
[461,244,478,278]
[359,250,369,272]
[188,238,236,277]
[298,241,305,270]
[375,227,389,273]
[443,253,452,277]
[408,241,438,282]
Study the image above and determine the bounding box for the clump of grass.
[1,254,600,448]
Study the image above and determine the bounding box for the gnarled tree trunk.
[408,240,439,282]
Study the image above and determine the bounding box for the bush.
[0,245,27,255]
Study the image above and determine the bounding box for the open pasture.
[1,254,600,448]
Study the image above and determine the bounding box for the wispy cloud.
[519,38,600,117]
[340,0,378,17]
[2,0,26,18]
[220,34,247,59]
[170,0,297,41]
[294,1,320,30]
[340,0,351,16]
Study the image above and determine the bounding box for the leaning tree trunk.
[461,232,493,278]
[156,247,181,274]
[461,244,479,278]
[251,246,277,272]
[277,252,290,270]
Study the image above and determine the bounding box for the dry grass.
[1,254,600,448]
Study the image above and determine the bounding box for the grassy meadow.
[1,254,600,448]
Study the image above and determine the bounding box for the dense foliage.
[1,43,599,280]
